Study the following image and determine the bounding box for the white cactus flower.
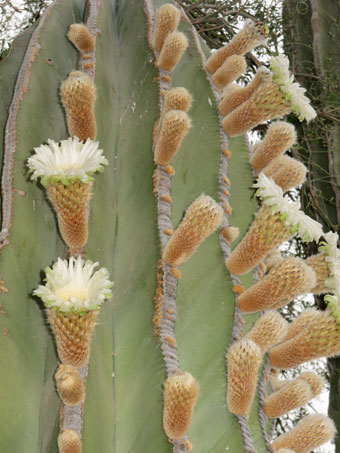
[253,172,323,242]
[270,55,317,122]
[34,257,113,313]
[318,231,340,291]
[27,137,108,186]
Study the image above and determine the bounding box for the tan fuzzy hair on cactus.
[163,195,224,267]
[157,31,188,72]
[237,257,316,313]
[265,248,284,272]
[270,414,336,453]
[221,226,240,244]
[226,206,292,276]
[206,19,268,74]
[154,110,191,166]
[263,155,307,192]
[212,55,247,89]
[55,364,85,406]
[250,121,296,172]
[269,309,340,369]
[163,87,192,113]
[226,338,262,416]
[274,450,296,453]
[222,71,291,137]
[67,24,95,53]
[263,379,313,418]
[282,308,321,342]
[58,430,82,453]
[153,4,180,52]
[60,71,96,142]
[48,310,98,367]
[163,371,199,440]
[218,67,268,117]
[298,372,324,397]
[305,253,331,294]
[47,180,92,252]
[245,311,288,352]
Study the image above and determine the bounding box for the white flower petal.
[270,55,317,122]
[27,137,108,185]
[33,256,113,313]
[253,173,323,242]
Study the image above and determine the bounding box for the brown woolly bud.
[163,371,199,440]
[245,311,288,352]
[47,180,92,253]
[270,414,336,453]
[67,24,95,53]
[271,377,290,392]
[58,430,82,453]
[60,71,96,141]
[157,32,188,72]
[283,308,321,342]
[265,248,284,271]
[298,372,324,397]
[153,4,180,52]
[212,55,246,89]
[154,110,191,166]
[250,121,296,172]
[233,284,245,295]
[183,440,193,451]
[206,19,267,74]
[163,195,223,266]
[264,379,312,418]
[171,268,181,279]
[227,339,262,416]
[237,257,316,313]
[269,310,340,369]
[226,206,292,276]
[47,309,97,367]
[263,155,307,191]
[221,226,239,243]
[55,364,85,406]
[164,228,174,236]
[218,67,268,116]
[164,87,192,112]
[222,75,291,137]
[305,253,331,294]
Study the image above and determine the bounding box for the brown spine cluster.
[55,364,85,406]
[264,379,312,418]
[206,19,267,74]
[269,310,340,369]
[47,180,92,253]
[163,87,192,112]
[58,430,82,453]
[226,339,262,416]
[250,121,296,172]
[270,414,336,453]
[212,55,246,89]
[226,206,292,276]
[153,4,180,52]
[163,372,199,440]
[163,195,224,266]
[154,110,191,166]
[47,310,98,367]
[222,76,291,137]
[305,253,331,294]
[237,257,316,313]
[263,155,307,192]
[67,24,95,53]
[60,71,97,141]
[218,67,268,117]
[157,32,188,72]
[245,311,288,352]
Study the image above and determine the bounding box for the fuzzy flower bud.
[212,55,246,89]
[55,364,85,406]
[153,4,180,52]
[164,87,192,112]
[58,430,82,453]
[67,24,95,53]
[163,371,199,440]
[245,311,288,352]
[163,195,224,266]
[263,155,307,192]
[157,31,188,72]
[264,379,312,418]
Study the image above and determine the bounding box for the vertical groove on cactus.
[0,0,63,252]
